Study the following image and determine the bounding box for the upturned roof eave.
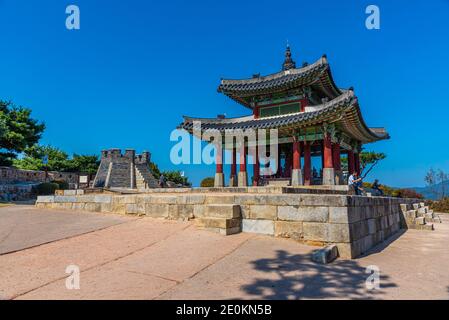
[180,91,389,144]
[217,55,342,108]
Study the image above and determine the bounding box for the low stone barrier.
[400,202,440,230]
[36,190,419,259]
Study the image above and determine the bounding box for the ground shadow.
[241,250,397,299]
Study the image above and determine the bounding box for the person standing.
[348,171,363,195]
[158,174,166,188]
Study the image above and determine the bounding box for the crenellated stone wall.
[36,189,422,259]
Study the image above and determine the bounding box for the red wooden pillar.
[253,144,259,186]
[277,145,282,177]
[355,152,361,176]
[332,142,342,184]
[231,148,237,177]
[239,145,246,173]
[293,140,301,170]
[291,138,302,186]
[238,143,248,187]
[322,134,336,185]
[348,150,355,174]
[216,144,223,174]
[303,142,312,185]
[332,143,341,171]
[321,141,325,170]
[214,142,224,187]
[323,135,334,169]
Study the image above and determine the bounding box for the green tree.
[200,177,215,188]
[425,168,449,200]
[341,151,386,179]
[149,162,161,179]
[0,100,45,165]
[68,154,100,175]
[13,145,70,171]
[0,116,7,139]
[162,170,190,186]
[148,162,190,186]
[13,145,99,174]
[425,168,438,199]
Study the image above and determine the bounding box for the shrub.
[392,188,424,199]
[162,171,190,186]
[200,177,215,188]
[365,181,423,198]
[429,197,449,213]
[379,185,396,197]
[149,162,161,179]
[35,182,59,195]
[362,182,372,188]
[363,181,396,197]
[52,180,69,190]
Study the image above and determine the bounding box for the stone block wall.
[36,191,419,259]
[0,166,79,185]
[0,184,36,201]
[233,194,415,258]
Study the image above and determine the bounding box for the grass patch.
[0,203,12,207]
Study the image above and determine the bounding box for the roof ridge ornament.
[282,45,296,71]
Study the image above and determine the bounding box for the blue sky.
[0,0,448,187]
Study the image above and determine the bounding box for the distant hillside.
[411,180,449,200]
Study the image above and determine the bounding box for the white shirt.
[348,174,355,186]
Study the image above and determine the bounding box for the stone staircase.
[108,162,131,187]
[400,202,441,230]
[135,164,159,189]
[194,204,242,235]
[266,179,290,187]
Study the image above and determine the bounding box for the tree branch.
[362,159,379,180]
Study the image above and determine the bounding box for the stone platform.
[103,185,352,195]
[36,187,422,259]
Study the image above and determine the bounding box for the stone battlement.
[93,149,157,189]
[100,149,151,164]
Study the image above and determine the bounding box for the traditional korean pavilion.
[179,46,389,187]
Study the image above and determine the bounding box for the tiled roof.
[217,56,341,106]
[180,90,389,144]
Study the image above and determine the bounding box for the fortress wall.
[36,191,419,259]
[0,166,79,184]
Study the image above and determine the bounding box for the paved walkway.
[0,205,133,255]
[0,205,448,300]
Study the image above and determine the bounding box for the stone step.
[195,217,241,235]
[267,180,290,187]
[406,210,417,219]
[134,164,158,189]
[427,216,442,223]
[408,223,434,231]
[417,207,427,215]
[414,216,425,225]
[425,212,435,220]
[204,204,241,219]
